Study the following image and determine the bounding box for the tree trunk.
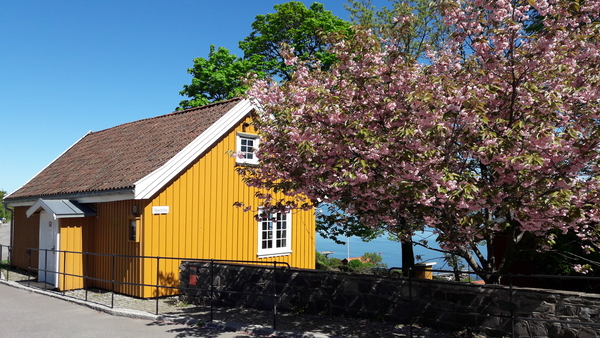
[402,240,415,277]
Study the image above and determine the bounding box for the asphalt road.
[0,220,325,338]
[0,283,254,338]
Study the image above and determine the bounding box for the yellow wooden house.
[4,98,316,298]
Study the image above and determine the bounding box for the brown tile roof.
[8,98,243,200]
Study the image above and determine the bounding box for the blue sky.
[0,0,391,194]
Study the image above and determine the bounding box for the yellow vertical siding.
[58,218,85,290]
[11,116,315,299]
[87,200,145,297]
[140,117,316,297]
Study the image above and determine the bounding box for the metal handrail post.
[84,252,89,301]
[210,259,214,323]
[0,245,6,281]
[273,261,277,330]
[155,257,160,315]
[409,266,413,338]
[510,273,514,338]
[111,254,115,308]
[62,250,66,292]
[7,247,10,280]
[27,248,31,287]
[44,249,48,290]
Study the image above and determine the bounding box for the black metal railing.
[388,266,600,338]
[180,259,290,329]
[20,247,289,329]
[0,244,12,281]
[2,244,600,337]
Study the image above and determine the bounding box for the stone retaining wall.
[179,261,600,337]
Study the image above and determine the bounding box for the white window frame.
[257,209,292,258]
[236,132,259,165]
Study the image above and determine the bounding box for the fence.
[0,244,289,327]
[2,243,600,337]
[406,267,600,337]
[0,244,13,281]
[180,261,600,337]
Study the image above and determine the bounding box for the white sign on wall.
[152,206,170,215]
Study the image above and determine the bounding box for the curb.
[0,278,335,338]
[0,278,159,321]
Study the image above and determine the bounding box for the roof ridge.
[172,97,242,114]
[5,97,252,202]
[90,97,243,136]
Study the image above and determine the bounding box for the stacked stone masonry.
[179,261,600,337]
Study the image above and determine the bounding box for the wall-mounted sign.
[152,206,170,215]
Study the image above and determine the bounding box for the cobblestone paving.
[2,267,482,337]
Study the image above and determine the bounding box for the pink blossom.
[243,0,600,280]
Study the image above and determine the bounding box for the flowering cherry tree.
[242,0,600,283]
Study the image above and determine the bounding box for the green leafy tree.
[347,258,371,271]
[316,251,344,270]
[0,190,9,222]
[345,0,450,58]
[346,252,387,273]
[178,1,350,110]
[239,1,350,81]
[361,252,387,268]
[178,46,266,110]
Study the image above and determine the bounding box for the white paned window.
[236,133,259,165]
[257,210,292,258]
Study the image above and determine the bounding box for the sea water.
[316,230,485,272]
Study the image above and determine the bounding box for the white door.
[38,210,59,287]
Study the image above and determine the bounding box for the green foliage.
[344,0,450,59]
[329,257,343,266]
[361,252,387,268]
[176,300,191,307]
[315,251,343,270]
[315,251,329,269]
[239,1,351,81]
[0,189,9,222]
[347,258,371,271]
[316,251,387,273]
[347,252,388,273]
[443,252,466,282]
[178,1,349,109]
[178,45,265,110]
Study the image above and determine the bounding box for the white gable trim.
[133,99,255,200]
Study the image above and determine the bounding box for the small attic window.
[236,133,259,165]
